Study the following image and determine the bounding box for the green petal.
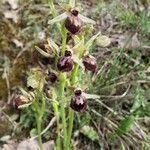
[47,38,59,54]
[82,93,100,99]
[48,12,68,24]
[85,31,101,49]
[35,46,51,57]
[72,55,84,69]
[79,14,96,24]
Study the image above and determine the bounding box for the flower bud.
[13,95,30,108]
[57,50,73,72]
[83,55,97,72]
[45,71,57,84]
[65,10,82,35]
[70,89,87,112]
[43,84,53,98]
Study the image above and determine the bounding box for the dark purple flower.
[57,50,73,72]
[70,89,87,112]
[83,55,97,72]
[13,95,29,108]
[45,71,57,83]
[43,84,53,98]
[65,10,82,35]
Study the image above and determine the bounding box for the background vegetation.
[0,0,150,149]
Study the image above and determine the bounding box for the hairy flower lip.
[83,55,97,72]
[57,51,73,72]
[70,96,87,112]
[70,89,87,112]
[65,13,82,35]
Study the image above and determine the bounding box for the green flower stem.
[33,100,43,150]
[48,0,61,32]
[53,102,61,150]
[61,26,67,56]
[55,27,67,67]
[67,64,79,149]
[70,64,79,84]
[66,108,74,150]
[36,116,43,150]
[48,0,62,67]
[59,72,67,149]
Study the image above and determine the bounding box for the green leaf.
[80,125,99,141]
[27,71,44,91]
[117,115,135,135]
[96,35,111,47]
[48,0,57,16]
[131,85,145,113]
[30,128,37,137]
[85,31,101,50]
[79,14,96,24]
[69,0,75,7]
[48,12,68,24]
[120,143,126,150]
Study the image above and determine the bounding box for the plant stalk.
[59,72,67,149]
[61,26,67,56]
[36,116,43,150]
[66,108,74,150]
[67,64,79,149]
[53,102,61,150]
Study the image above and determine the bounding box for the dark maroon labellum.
[57,51,73,72]
[83,55,97,72]
[70,90,87,112]
[45,71,57,83]
[65,10,82,35]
